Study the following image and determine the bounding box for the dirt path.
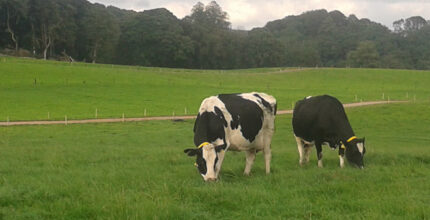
[0,100,407,126]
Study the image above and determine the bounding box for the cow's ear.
[361,137,365,143]
[184,148,198,156]
[215,144,226,152]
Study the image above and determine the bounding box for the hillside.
[1,0,429,69]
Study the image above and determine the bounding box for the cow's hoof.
[299,160,305,166]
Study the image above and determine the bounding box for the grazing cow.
[184,92,277,181]
[292,95,366,168]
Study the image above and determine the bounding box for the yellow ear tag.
[347,136,357,143]
[341,144,346,149]
[197,142,210,149]
[194,162,198,167]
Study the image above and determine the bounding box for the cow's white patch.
[202,144,217,181]
[295,135,306,165]
[357,142,364,154]
[339,155,345,168]
[318,159,323,168]
[212,138,224,147]
[239,92,276,114]
[298,137,314,145]
[295,135,315,165]
[306,96,312,99]
[226,124,253,151]
[212,138,225,177]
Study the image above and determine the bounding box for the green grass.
[1,103,429,219]
[1,57,430,219]
[1,57,429,121]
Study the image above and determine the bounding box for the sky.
[88,0,430,30]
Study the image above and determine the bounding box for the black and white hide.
[184,92,277,181]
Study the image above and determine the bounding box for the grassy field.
[1,57,430,219]
[1,103,429,219]
[1,57,429,121]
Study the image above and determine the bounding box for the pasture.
[1,57,429,121]
[1,57,430,219]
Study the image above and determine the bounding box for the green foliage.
[347,41,380,68]
[0,1,429,69]
[117,8,193,68]
[244,28,285,67]
[79,4,119,63]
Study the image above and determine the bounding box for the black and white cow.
[292,95,366,168]
[184,92,277,181]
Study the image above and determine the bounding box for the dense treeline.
[0,0,429,69]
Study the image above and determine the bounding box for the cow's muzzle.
[205,177,217,182]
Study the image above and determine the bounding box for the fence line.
[0,100,408,127]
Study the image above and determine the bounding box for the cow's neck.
[338,125,355,143]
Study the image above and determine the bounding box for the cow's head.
[344,137,366,168]
[184,142,226,181]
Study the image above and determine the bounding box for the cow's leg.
[303,144,312,163]
[295,136,306,165]
[244,149,256,175]
[316,143,323,168]
[263,146,271,174]
[339,145,346,168]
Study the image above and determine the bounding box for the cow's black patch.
[193,111,226,146]
[196,151,207,174]
[254,93,273,113]
[214,106,227,127]
[184,148,207,175]
[218,94,263,142]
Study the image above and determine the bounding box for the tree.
[347,41,380,68]
[117,8,193,67]
[404,16,427,32]
[182,1,231,68]
[243,28,285,68]
[0,0,26,52]
[393,19,405,34]
[80,4,119,63]
[393,16,428,36]
[28,0,61,59]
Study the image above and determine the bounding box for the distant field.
[1,57,429,121]
[0,103,429,219]
[1,57,430,219]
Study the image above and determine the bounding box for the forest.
[1,0,429,69]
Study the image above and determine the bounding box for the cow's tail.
[273,101,277,115]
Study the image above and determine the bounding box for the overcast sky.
[88,0,430,30]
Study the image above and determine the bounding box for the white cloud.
[89,0,430,29]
